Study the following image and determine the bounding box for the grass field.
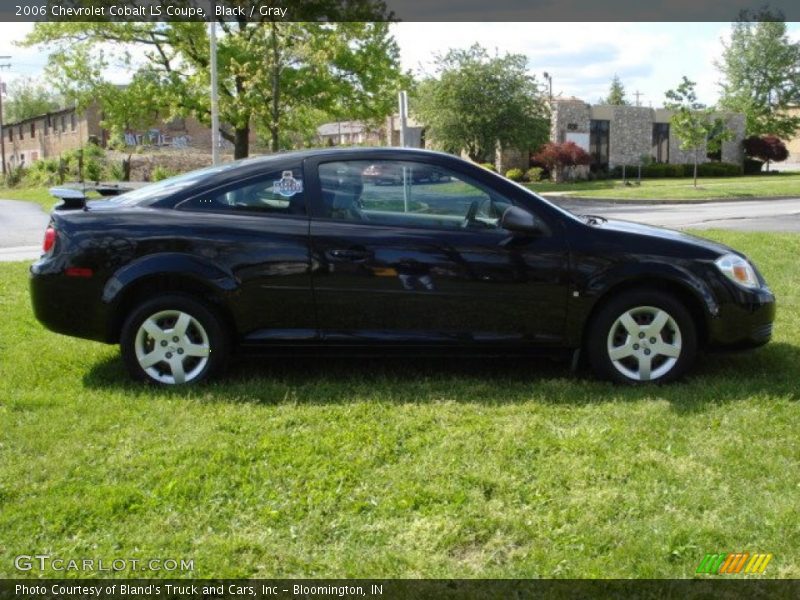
[528,172,800,200]
[0,186,101,212]
[1,230,799,579]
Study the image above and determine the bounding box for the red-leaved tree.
[743,135,789,171]
[532,141,591,182]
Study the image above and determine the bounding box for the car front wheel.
[120,294,229,385]
[587,290,697,384]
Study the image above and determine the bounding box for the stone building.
[780,106,800,170]
[550,97,745,170]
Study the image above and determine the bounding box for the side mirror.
[500,205,542,234]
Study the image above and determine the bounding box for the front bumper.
[708,285,776,350]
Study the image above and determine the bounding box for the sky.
[1,21,798,108]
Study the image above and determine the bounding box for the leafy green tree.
[604,74,629,106]
[2,77,61,123]
[22,13,405,158]
[414,44,549,163]
[716,9,800,139]
[665,77,730,188]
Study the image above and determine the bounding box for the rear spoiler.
[49,187,87,211]
[49,183,134,210]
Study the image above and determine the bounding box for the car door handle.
[326,248,372,261]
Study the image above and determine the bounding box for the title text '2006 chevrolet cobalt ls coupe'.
[30,148,775,385]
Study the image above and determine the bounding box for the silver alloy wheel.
[134,309,210,384]
[606,305,682,382]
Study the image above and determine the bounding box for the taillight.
[43,226,56,254]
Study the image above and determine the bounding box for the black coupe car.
[30,148,775,385]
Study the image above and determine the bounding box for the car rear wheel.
[120,294,229,385]
[587,290,697,384]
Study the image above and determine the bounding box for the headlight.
[715,254,760,289]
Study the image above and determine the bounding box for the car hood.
[598,218,738,257]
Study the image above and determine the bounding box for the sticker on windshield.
[274,171,303,197]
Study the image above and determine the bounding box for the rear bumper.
[30,261,111,343]
[708,286,776,350]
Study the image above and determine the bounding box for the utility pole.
[543,71,553,101]
[0,57,11,176]
[634,90,644,106]
[397,90,408,147]
[209,23,220,165]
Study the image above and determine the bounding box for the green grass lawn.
[528,172,800,201]
[0,186,102,212]
[1,230,799,579]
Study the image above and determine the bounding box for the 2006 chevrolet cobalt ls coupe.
[30,148,775,385]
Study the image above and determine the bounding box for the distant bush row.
[608,162,743,179]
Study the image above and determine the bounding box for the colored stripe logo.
[696,552,773,574]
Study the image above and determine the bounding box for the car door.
[305,155,571,346]
[176,164,316,342]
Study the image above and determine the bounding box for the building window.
[8,128,12,142]
[61,115,66,132]
[71,113,76,131]
[18,125,23,140]
[652,123,670,163]
[589,120,610,169]
[30,122,36,137]
[44,117,49,136]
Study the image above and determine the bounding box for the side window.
[318,160,513,231]
[179,167,305,215]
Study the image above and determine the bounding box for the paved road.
[550,197,800,232]
[0,200,50,262]
[1,196,799,262]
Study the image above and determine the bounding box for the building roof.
[316,121,372,137]
[4,105,79,128]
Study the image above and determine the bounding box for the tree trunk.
[693,149,698,188]
[270,23,281,153]
[233,126,249,159]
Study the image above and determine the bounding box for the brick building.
[3,104,104,168]
[2,103,258,170]
[550,97,746,170]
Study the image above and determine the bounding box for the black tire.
[586,289,697,384]
[120,293,229,385]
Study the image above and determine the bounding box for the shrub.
[505,168,524,182]
[479,162,497,172]
[23,158,60,186]
[4,166,25,188]
[525,167,544,182]
[84,159,103,183]
[109,161,127,182]
[152,165,177,182]
[693,162,742,177]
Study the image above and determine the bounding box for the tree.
[2,77,61,123]
[743,134,789,171]
[665,77,730,188]
[22,13,405,158]
[604,74,629,106]
[532,141,591,182]
[716,9,800,139]
[414,44,549,163]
